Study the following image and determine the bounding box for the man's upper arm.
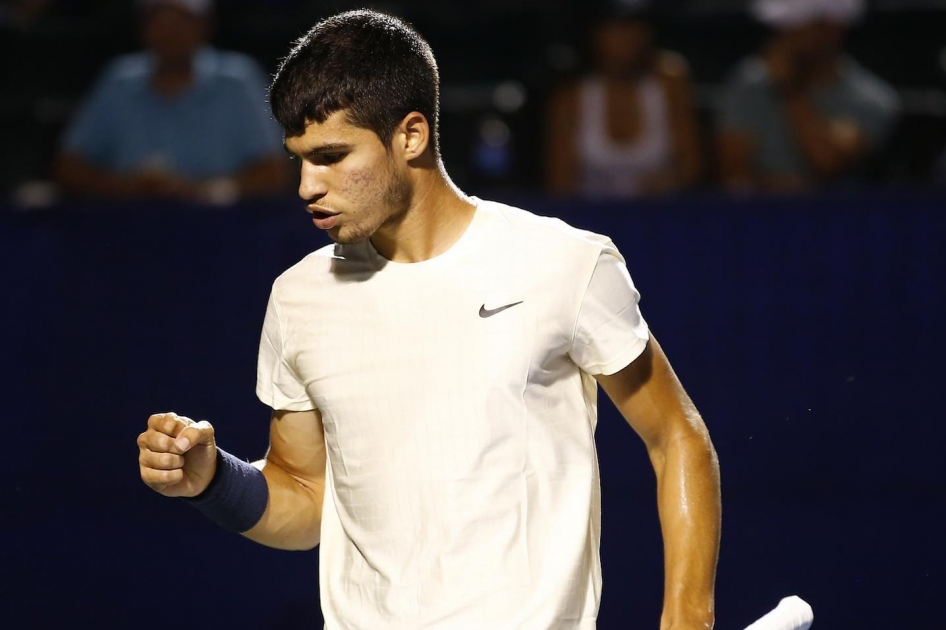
[595,335,706,451]
[244,408,326,550]
[263,408,327,485]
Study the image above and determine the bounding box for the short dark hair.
[270,10,440,157]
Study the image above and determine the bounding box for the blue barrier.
[2,192,943,628]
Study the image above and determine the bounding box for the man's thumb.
[174,421,214,454]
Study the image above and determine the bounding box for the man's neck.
[370,164,476,264]
[151,59,195,97]
[763,43,841,92]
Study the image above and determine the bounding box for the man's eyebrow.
[283,141,351,157]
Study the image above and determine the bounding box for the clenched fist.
[137,412,218,498]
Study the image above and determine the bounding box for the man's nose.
[298,162,328,201]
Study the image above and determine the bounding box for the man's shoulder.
[271,242,361,293]
[94,52,152,90]
[196,48,268,88]
[477,198,615,254]
[839,58,901,112]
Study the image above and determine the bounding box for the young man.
[136,10,720,629]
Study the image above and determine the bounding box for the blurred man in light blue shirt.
[56,0,290,204]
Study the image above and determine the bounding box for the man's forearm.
[783,93,865,177]
[55,154,135,198]
[652,429,721,630]
[242,459,325,551]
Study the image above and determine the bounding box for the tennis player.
[136,10,721,629]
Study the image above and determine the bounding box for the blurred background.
[3,0,946,198]
[1,0,943,628]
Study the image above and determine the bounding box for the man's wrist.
[661,616,715,630]
[183,448,268,533]
[660,599,715,630]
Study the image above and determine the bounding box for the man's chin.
[326,225,370,245]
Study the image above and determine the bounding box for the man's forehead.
[305,110,356,132]
[288,112,373,143]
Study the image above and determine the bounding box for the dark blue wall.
[2,192,943,628]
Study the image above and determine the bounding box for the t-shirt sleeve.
[568,242,650,376]
[256,292,314,411]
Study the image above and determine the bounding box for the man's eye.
[312,153,345,165]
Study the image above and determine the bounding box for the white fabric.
[752,0,864,28]
[576,77,673,198]
[256,199,650,629]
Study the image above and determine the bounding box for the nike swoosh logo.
[479,301,523,318]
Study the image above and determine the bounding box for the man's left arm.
[596,334,721,630]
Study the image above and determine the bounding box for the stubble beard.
[331,166,413,245]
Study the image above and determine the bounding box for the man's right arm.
[138,408,327,551]
[781,90,869,179]
[244,408,327,551]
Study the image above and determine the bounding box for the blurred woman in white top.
[547,1,703,198]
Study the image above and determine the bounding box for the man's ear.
[396,112,430,161]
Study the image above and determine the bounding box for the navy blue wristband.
[184,447,269,533]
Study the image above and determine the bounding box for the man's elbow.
[244,520,322,551]
[675,427,717,462]
[649,419,718,470]
[283,536,321,552]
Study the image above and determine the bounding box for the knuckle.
[140,449,179,470]
[151,433,171,452]
[139,432,157,453]
[148,412,168,427]
[162,452,182,469]
[140,467,157,485]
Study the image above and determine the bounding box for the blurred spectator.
[716,0,900,194]
[55,0,290,204]
[546,1,702,198]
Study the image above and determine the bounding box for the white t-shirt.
[256,199,650,629]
